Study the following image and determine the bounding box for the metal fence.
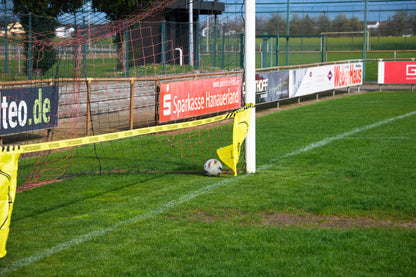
[0,0,415,80]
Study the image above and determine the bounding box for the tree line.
[224,11,416,37]
[258,11,415,36]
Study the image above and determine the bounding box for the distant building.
[0,21,24,37]
[56,26,75,38]
[367,21,380,29]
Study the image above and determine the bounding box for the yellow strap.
[1,105,255,155]
[21,114,229,154]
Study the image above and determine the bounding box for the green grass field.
[1,90,415,276]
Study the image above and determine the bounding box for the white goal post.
[245,0,256,173]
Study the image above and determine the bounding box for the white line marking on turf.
[1,110,415,275]
[284,111,416,159]
[343,136,411,140]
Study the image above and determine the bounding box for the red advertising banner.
[333,63,363,88]
[159,76,242,122]
[379,62,416,84]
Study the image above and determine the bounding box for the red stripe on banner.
[383,62,416,84]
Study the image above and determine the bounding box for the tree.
[224,17,244,34]
[91,0,150,21]
[380,16,396,36]
[289,14,301,34]
[13,0,85,76]
[91,0,152,72]
[302,14,315,35]
[317,13,330,34]
[256,15,269,35]
[256,14,286,35]
[410,11,416,35]
[392,11,409,35]
[331,14,351,32]
[350,16,362,32]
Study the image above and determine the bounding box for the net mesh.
[0,1,245,191]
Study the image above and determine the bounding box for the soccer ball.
[204,159,222,176]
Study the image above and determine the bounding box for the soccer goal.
[321,31,370,52]
[0,1,256,191]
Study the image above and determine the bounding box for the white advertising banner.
[289,62,363,98]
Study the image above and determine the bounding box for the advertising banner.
[289,63,363,98]
[378,61,416,84]
[159,76,242,123]
[333,63,363,88]
[0,86,59,136]
[249,71,289,103]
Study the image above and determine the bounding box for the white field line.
[1,110,415,274]
[342,136,412,140]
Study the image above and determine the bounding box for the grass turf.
[1,90,415,276]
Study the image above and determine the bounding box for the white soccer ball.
[204,159,222,176]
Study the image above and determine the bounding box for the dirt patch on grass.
[192,210,416,230]
[257,212,416,229]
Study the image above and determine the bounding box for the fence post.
[285,36,289,66]
[125,22,129,78]
[321,34,325,62]
[82,17,87,78]
[86,80,91,136]
[270,36,274,67]
[221,23,225,69]
[286,0,290,66]
[154,80,160,125]
[195,19,199,69]
[3,2,8,74]
[18,47,20,74]
[276,34,279,66]
[28,12,32,80]
[214,15,217,68]
[262,33,268,68]
[129,79,134,130]
[73,13,77,77]
[161,20,166,73]
[239,33,244,68]
[362,0,368,82]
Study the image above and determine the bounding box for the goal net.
[0,1,249,191]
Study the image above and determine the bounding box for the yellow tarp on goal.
[217,104,253,176]
[0,146,21,258]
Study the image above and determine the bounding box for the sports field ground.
[1,90,415,276]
